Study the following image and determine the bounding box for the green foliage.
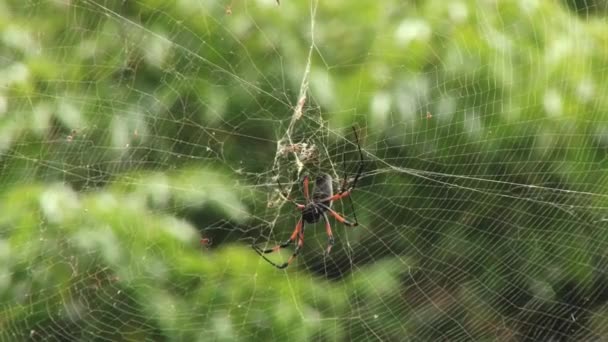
[2,0,608,340]
[0,180,350,340]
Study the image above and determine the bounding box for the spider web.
[2,0,608,340]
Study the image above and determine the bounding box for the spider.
[253,127,364,269]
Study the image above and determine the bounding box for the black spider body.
[253,127,364,269]
[302,173,333,224]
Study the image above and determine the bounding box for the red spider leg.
[322,213,335,255]
[279,231,304,269]
[320,190,360,226]
[256,218,303,253]
[320,189,352,203]
[325,126,364,219]
[324,206,358,227]
[253,225,305,269]
[324,126,364,204]
[303,175,310,203]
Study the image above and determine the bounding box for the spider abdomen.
[300,173,334,224]
[312,173,333,207]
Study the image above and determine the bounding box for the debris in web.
[271,0,319,204]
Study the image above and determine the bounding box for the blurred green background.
[2,0,608,340]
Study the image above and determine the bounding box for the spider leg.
[303,175,310,203]
[273,170,305,210]
[276,192,305,210]
[319,129,364,225]
[254,218,302,253]
[349,126,365,190]
[278,231,304,269]
[321,128,365,203]
[253,219,304,269]
[254,230,304,269]
[318,191,359,227]
[318,203,358,227]
[322,213,335,255]
[321,190,352,203]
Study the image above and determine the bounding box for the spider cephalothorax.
[253,128,364,269]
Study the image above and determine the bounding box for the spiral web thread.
[3,0,608,340]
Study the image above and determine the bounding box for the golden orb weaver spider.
[253,127,364,269]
